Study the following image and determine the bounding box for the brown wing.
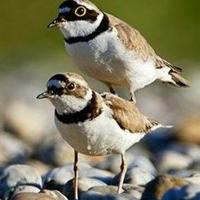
[102,93,158,133]
[107,13,187,78]
[107,13,157,61]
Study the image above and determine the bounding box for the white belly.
[55,109,145,156]
[65,30,157,91]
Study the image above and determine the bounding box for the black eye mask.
[58,1,98,22]
[47,74,68,95]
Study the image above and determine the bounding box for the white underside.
[55,104,145,156]
[65,28,169,94]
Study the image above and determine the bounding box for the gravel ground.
[0,68,199,200]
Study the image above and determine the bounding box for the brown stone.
[11,193,56,200]
[174,116,200,144]
[141,174,189,200]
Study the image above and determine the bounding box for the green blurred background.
[0,0,200,72]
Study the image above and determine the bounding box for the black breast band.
[64,14,110,44]
[55,92,101,124]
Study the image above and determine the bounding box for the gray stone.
[184,145,200,161]
[3,101,51,145]
[63,177,107,198]
[113,166,154,187]
[43,164,113,191]
[81,190,139,200]
[36,135,75,166]
[183,173,200,185]
[127,155,157,176]
[12,185,40,197]
[42,190,69,200]
[141,174,189,200]
[26,160,50,176]
[0,132,29,164]
[170,171,200,185]
[87,167,114,183]
[43,165,75,192]
[156,150,192,173]
[162,184,200,200]
[95,153,156,176]
[80,191,106,200]
[89,185,120,194]
[123,184,145,199]
[11,191,68,200]
[0,165,42,199]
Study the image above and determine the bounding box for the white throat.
[60,12,104,39]
[50,89,93,115]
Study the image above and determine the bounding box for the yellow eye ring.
[74,6,87,17]
[67,82,76,91]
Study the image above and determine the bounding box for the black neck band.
[64,14,110,44]
[55,92,101,124]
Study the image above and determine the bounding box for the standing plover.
[37,72,168,199]
[48,0,190,101]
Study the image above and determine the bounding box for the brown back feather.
[102,93,157,133]
[107,13,156,61]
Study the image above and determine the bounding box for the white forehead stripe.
[59,7,71,14]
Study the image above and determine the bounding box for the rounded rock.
[3,101,51,145]
[63,177,107,198]
[141,174,189,200]
[43,163,91,191]
[174,117,200,144]
[0,165,42,199]
[123,184,145,200]
[36,135,75,166]
[42,190,69,200]
[11,192,67,200]
[113,166,154,187]
[96,153,156,176]
[156,150,192,173]
[0,132,29,165]
[81,190,139,200]
[162,184,200,200]
[43,164,113,192]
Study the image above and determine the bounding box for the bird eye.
[74,6,87,17]
[67,82,76,91]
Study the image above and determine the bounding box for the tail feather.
[163,60,183,73]
[169,70,190,87]
[156,57,190,88]
[149,119,173,132]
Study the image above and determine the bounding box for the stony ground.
[0,69,200,200]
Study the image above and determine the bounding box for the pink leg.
[117,154,127,194]
[74,151,79,200]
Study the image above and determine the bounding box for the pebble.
[0,132,29,165]
[42,190,69,200]
[63,177,107,198]
[43,163,113,192]
[156,150,192,173]
[172,171,200,185]
[26,160,50,176]
[174,117,200,144]
[3,101,51,145]
[96,152,156,176]
[162,184,200,200]
[123,184,145,200]
[81,190,139,200]
[12,186,41,198]
[141,174,189,200]
[36,135,75,166]
[89,185,121,194]
[113,166,154,187]
[0,165,42,199]
[11,191,68,200]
